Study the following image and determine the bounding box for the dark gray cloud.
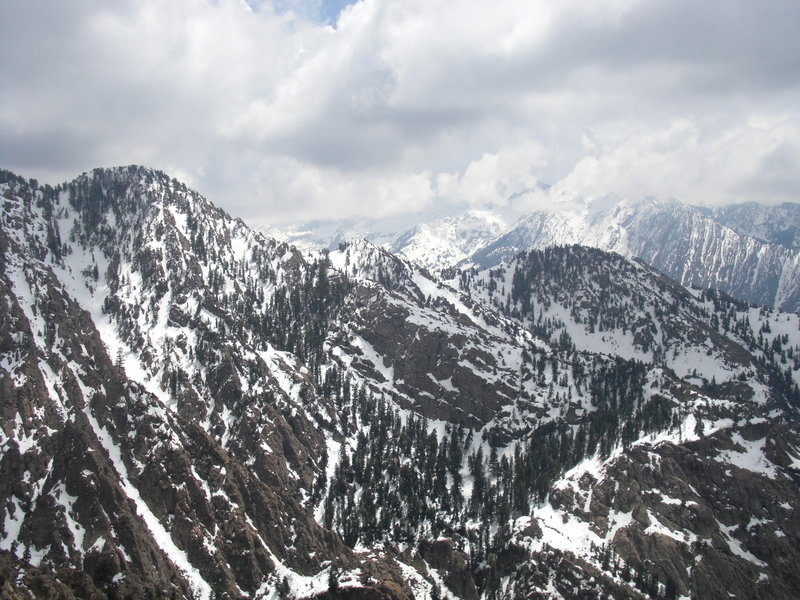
[2,0,799,225]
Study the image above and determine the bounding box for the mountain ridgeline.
[469,199,800,313]
[287,196,800,312]
[1,167,800,600]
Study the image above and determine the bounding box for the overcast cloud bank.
[2,0,799,225]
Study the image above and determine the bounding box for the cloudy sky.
[2,0,799,226]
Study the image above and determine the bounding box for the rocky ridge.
[1,167,799,599]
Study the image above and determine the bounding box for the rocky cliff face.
[2,167,800,600]
[711,202,800,249]
[325,240,523,428]
[0,168,411,599]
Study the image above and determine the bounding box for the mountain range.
[283,195,800,313]
[1,166,800,600]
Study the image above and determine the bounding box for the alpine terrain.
[1,166,800,600]
[469,197,800,313]
[290,195,800,313]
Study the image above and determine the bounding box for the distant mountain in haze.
[284,195,800,311]
[711,202,800,248]
[472,197,800,312]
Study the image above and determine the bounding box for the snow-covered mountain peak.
[390,209,508,274]
[470,194,800,312]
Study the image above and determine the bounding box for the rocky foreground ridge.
[1,166,799,599]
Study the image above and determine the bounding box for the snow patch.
[84,403,212,600]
